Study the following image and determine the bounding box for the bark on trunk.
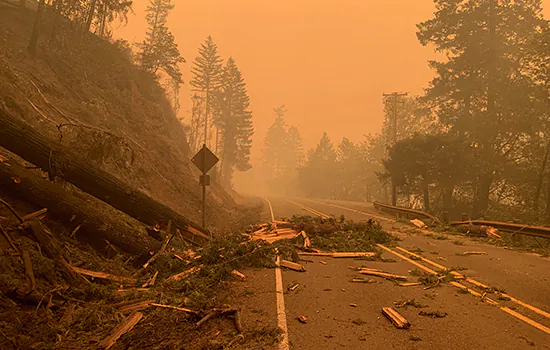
[0,157,159,255]
[534,142,550,212]
[0,108,209,245]
[474,172,493,218]
[422,178,430,212]
[28,0,46,55]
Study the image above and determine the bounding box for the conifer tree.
[137,0,184,84]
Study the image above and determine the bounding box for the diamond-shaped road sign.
[191,145,219,174]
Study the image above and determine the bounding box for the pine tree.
[417,0,545,216]
[190,36,223,148]
[301,132,338,198]
[216,57,254,186]
[137,0,184,84]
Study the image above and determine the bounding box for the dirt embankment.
[0,3,241,230]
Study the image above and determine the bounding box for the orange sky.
[116,0,550,164]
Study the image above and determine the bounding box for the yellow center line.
[284,199,332,219]
[395,246,550,321]
[300,198,395,222]
[283,199,550,335]
[264,197,275,222]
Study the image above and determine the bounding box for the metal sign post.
[191,144,219,230]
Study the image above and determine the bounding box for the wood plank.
[69,265,136,285]
[382,307,410,329]
[100,312,143,349]
[279,260,306,272]
[332,252,376,258]
[359,270,408,280]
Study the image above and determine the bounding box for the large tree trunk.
[534,142,549,212]
[473,172,493,218]
[28,0,46,55]
[0,108,209,245]
[0,157,159,255]
[421,178,430,212]
[85,0,98,33]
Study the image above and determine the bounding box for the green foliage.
[214,57,254,186]
[290,215,394,252]
[137,0,184,84]
[261,106,304,194]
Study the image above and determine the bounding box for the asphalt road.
[260,197,550,350]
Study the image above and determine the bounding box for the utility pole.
[382,92,408,206]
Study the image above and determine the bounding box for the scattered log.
[279,260,306,272]
[359,269,408,281]
[27,218,79,283]
[297,316,307,324]
[234,310,243,333]
[100,311,143,350]
[231,269,246,281]
[399,282,423,287]
[461,251,488,256]
[69,265,136,285]
[332,252,376,258]
[166,265,202,282]
[301,231,311,249]
[143,220,173,269]
[351,278,376,283]
[196,308,238,327]
[118,300,154,313]
[142,271,158,288]
[0,108,209,245]
[22,208,47,221]
[288,283,300,292]
[0,158,159,255]
[21,249,36,292]
[410,219,427,229]
[382,307,410,329]
[297,252,333,257]
[150,303,198,315]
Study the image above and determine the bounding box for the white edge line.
[275,256,290,350]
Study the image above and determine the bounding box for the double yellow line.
[284,199,332,219]
[285,198,550,335]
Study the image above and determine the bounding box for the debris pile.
[0,198,288,349]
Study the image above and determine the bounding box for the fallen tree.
[0,157,159,255]
[0,108,209,244]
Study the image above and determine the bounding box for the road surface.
[243,197,550,349]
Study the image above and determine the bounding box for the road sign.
[199,174,210,186]
[191,145,219,174]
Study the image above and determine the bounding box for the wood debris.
[231,269,246,281]
[297,315,308,324]
[301,231,312,249]
[410,219,427,229]
[100,312,143,349]
[351,278,376,283]
[22,208,47,221]
[21,249,36,292]
[319,261,327,265]
[332,252,376,258]
[143,220,173,269]
[382,307,410,329]
[69,265,137,285]
[142,271,158,288]
[166,265,203,281]
[117,299,155,313]
[150,303,198,315]
[399,282,423,287]
[288,283,300,292]
[298,252,333,257]
[359,269,408,281]
[279,260,306,272]
[461,251,488,256]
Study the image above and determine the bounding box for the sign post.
[191,144,219,230]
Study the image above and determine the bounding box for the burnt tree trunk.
[0,158,159,255]
[28,0,46,55]
[0,108,209,245]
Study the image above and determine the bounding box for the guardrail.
[372,201,440,223]
[449,220,550,239]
